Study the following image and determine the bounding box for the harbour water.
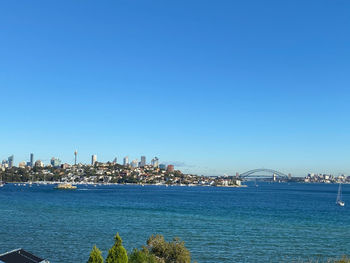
[0,183,349,262]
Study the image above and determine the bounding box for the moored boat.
[55,183,77,190]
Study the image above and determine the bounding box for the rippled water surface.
[0,183,349,262]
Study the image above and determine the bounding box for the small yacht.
[336,183,345,207]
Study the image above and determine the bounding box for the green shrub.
[129,248,159,263]
[87,245,104,263]
[106,233,128,263]
[147,235,190,263]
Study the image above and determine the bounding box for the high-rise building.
[131,159,138,168]
[123,156,129,166]
[74,150,78,165]
[159,164,166,170]
[8,155,14,168]
[151,157,159,168]
[113,157,117,164]
[92,155,97,166]
[30,153,34,167]
[140,156,146,167]
[50,157,62,168]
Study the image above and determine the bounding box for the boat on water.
[55,183,77,190]
[336,183,345,207]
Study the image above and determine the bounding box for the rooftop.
[0,249,48,263]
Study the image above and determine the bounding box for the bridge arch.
[239,169,288,179]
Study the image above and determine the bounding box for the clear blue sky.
[1,0,349,176]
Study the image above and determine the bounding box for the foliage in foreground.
[334,256,350,263]
[87,245,104,263]
[128,248,158,263]
[106,233,128,263]
[146,234,191,263]
[87,233,191,263]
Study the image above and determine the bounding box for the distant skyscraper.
[113,157,117,164]
[50,157,61,168]
[123,156,129,166]
[131,159,138,168]
[140,156,146,167]
[8,155,14,168]
[74,150,78,165]
[30,153,34,167]
[151,157,159,168]
[92,155,97,166]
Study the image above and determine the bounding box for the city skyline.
[0,151,348,177]
[1,152,167,168]
[1,1,350,176]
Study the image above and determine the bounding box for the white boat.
[336,183,345,207]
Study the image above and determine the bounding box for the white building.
[35,160,44,168]
[123,156,129,166]
[151,157,159,168]
[18,161,26,168]
[92,155,97,166]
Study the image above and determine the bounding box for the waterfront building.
[123,156,129,166]
[140,156,146,167]
[92,155,97,166]
[167,165,174,172]
[50,157,62,168]
[8,155,14,168]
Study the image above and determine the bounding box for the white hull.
[337,201,345,207]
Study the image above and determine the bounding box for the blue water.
[0,183,349,262]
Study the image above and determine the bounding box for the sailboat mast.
[336,183,342,203]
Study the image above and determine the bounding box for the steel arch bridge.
[239,169,288,179]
